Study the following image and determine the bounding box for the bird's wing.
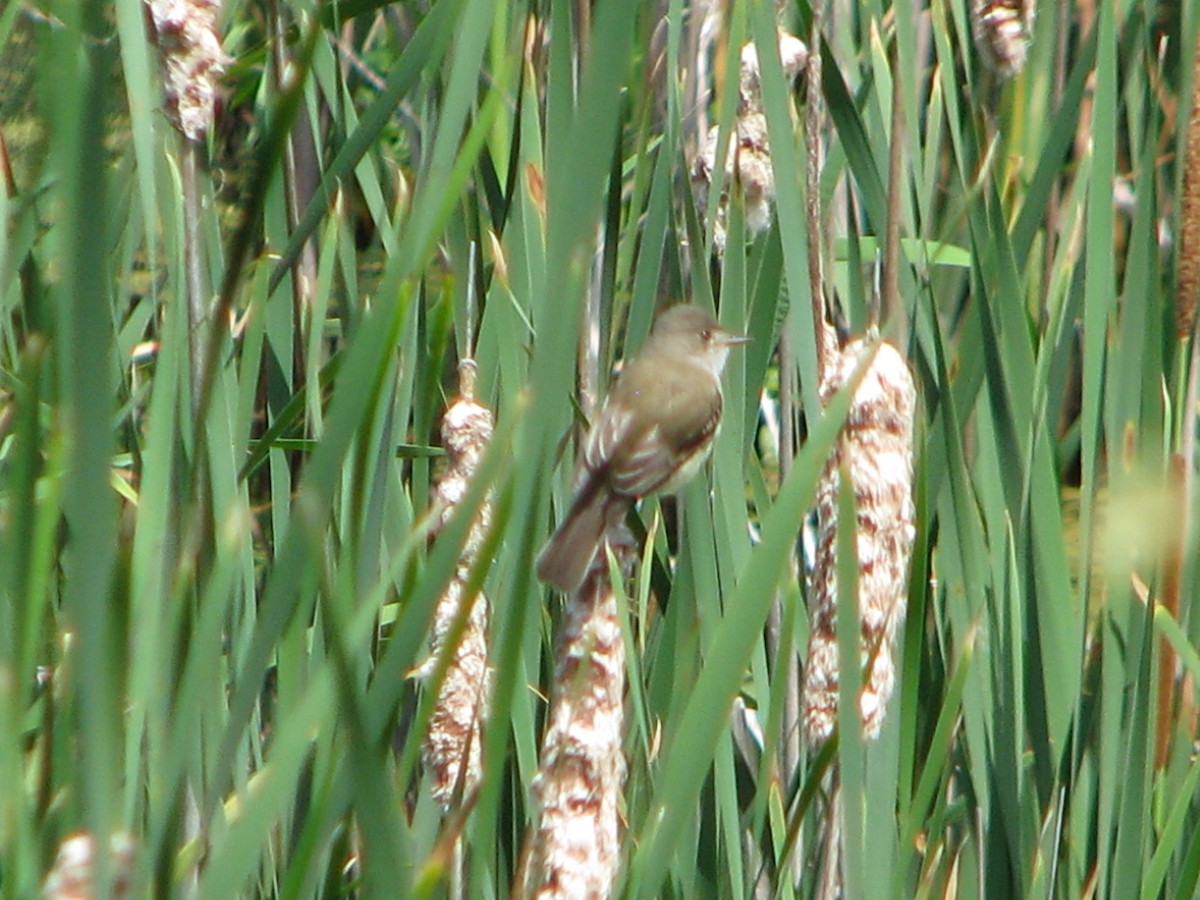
[581,360,723,500]
[608,423,676,497]
[583,402,632,477]
[581,401,673,499]
[609,393,722,498]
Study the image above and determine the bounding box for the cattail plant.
[144,0,225,143]
[1177,34,1200,343]
[418,359,495,808]
[970,0,1036,79]
[802,326,917,746]
[144,0,225,419]
[1162,38,1200,770]
[41,832,136,900]
[519,536,633,900]
[690,32,808,253]
[802,326,916,898]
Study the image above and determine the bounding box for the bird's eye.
[701,329,712,342]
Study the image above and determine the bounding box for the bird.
[537,305,750,593]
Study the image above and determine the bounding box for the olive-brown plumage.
[537,306,748,593]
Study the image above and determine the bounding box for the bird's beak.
[721,332,753,346]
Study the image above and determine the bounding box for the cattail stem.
[145,0,225,417]
[881,28,905,344]
[180,139,207,421]
[1155,456,1186,769]
[268,0,319,389]
[816,771,842,900]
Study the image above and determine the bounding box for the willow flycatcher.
[537,305,749,593]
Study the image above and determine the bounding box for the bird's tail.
[536,487,623,594]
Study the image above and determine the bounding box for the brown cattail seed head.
[1176,37,1200,339]
[803,331,917,746]
[42,832,136,900]
[737,33,809,115]
[145,0,226,142]
[971,0,1035,79]
[419,364,495,807]
[522,532,634,900]
[690,32,806,254]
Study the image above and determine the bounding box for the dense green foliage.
[2,0,1199,896]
